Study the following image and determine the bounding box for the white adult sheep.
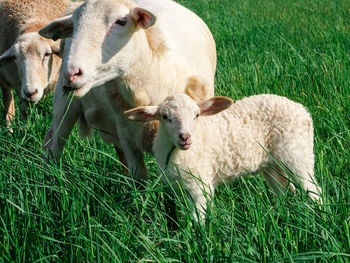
[125,93,323,220]
[38,0,216,183]
[0,0,81,131]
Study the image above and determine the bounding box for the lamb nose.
[179,133,191,141]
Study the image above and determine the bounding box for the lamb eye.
[44,52,52,58]
[162,114,172,122]
[114,17,127,26]
[195,114,199,119]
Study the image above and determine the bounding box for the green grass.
[1,0,350,261]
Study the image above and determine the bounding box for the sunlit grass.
[0,0,349,261]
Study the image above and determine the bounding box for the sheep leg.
[12,84,29,122]
[43,119,75,161]
[1,85,15,132]
[288,163,322,203]
[188,183,214,222]
[275,141,322,203]
[262,166,296,195]
[43,109,80,161]
[118,137,148,187]
[113,144,129,175]
[42,89,80,161]
[192,191,207,222]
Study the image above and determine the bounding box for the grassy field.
[0,0,350,262]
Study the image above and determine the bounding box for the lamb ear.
[131,7,156,29]
[0,47,15,67]
[39,15,73,41]
[124,106,159,122]
[198,96,233,116]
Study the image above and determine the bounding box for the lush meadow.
[0,0,349,261]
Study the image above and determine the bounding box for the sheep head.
[124,94,233,150]
[0,32,61,103]
[39,0,156,98]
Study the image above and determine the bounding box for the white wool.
[153,94,322,220]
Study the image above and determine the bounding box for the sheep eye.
[44,52,52,58]
[195,114,199,119]
[114,17,127,26]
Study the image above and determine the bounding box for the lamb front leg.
[188,182,214,223]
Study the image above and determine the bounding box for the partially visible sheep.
[125,93,323,220]
[0,0,81,131]
[38,0,216,183]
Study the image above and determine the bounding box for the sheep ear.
[131,7,156,29]
[198,96,233,116]
[39,15,73,41]
[0,47,15,67]
[50,41,61,55]
[124,106,159,122]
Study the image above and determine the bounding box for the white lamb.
[125,93,323,220]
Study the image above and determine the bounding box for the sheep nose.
[24,89,38,100]
[179,133,191,141]
[65,68,83,84]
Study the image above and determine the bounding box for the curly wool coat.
[152,94,322,220]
